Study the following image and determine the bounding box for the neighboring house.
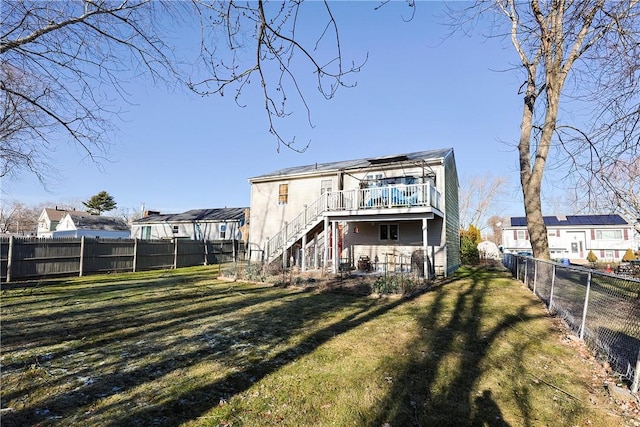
[37,207,89,238]
[53,212,131,239]
[501,214,638,262]
[130,208,248,241]
[247,148,460,278]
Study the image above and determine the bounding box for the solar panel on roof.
[510,217,526,226]
[543,216,560,226]
[563,214,628,225]
[508,214,630,227]
[367,155,409,165]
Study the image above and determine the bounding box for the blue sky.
[2,1,550,218]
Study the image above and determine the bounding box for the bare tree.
[1,1,361,183]
[119,206,143,226]
[1,1,183,183]
[453,1,640,260]
[593,157,640,232]
[459,174,508,232]
[0,200,40,235]
[486,215,507,246]
[187,1,363,151]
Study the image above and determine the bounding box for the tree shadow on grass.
[366,267,545,427]
[2,267,559,427]
[1,272,407,427]
[101,294,409,426]
[0,285,291,406]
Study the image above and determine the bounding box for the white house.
[130,208,248,241]
[247,148,460,278]
[37,207,89,238]
[53,212,131,239]
[501,214,638,262]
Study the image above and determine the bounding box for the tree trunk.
[523,177,550,259]
[518,76,551,260]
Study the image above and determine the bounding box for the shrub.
[460,225,481,265]
[622,248,636,262]
[371,275,425,296]
[586,250,598,264]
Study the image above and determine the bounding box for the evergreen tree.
[460,225,482,265]
[83,191,117,215]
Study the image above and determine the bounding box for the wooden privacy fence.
[0,237,245,283]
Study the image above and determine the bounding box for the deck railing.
[325,183,441,211]
[265,183,442,263]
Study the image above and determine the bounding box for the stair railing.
[264,183,442,262]
[266,193,328,261]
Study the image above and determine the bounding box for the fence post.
[6,236,14,283]
[282,246,287,270]
[549,264,556,308]
[203,239,208,266]
[579,271,592,340]
[232,238,236,263]
[524,258,528,287]
[533,259,538,295]
[79,236,85,277]
[632,349,640,394]
[133,238,138,272]
[173,238,178,269]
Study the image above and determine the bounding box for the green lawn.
[0,266,627,426]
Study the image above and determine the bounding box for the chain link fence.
[503,254,640,393]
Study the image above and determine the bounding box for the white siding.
[249,172,337,251]
[503,224,637,261]
[55,215,77,231]
[130,221,239,241]
[248,151,457,274]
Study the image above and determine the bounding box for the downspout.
[441,156,448,277]
[422,218,429,279]
[324,217,329,272]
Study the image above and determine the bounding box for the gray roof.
[68,214,130,231]
[509,214,629,227]
[133,207,247,224]
[43,208,88,222]
[249,148,454,181]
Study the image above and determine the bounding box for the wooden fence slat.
[0,237,245,282]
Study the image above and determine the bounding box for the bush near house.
[622,248,636,262]
[460,225,481,265]
[587,250,598,264]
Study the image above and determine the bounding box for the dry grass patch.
[1,265,632,426]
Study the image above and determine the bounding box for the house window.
[278,184,289,204]
[379,224,399,241]
[320,179,332,195]
[220,224,226,240]
[595,229,622,239]
[517,230,527,240]
[142,226,151,240]
[172,225,179,234]
[604,250,614,260]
